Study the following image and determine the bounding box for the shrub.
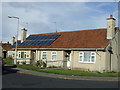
[21,61,26,65]
[48,65,57,68]
[42,61,47,67]
[17,61,20,64]
[36,61,42,67]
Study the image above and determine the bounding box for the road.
[2,66,119,88]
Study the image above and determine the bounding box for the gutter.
[17,48,105,51]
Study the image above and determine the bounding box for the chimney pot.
[110,14,113,18]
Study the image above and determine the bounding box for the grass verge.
[17,64,120,77]
[3,58,14,65]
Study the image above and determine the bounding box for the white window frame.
[79,52,84,62]
[51,51,57,61]
[18,51,27,58]
[79,52,96,63]
[24,52,27,58]
[18,52,21,58]
[41,51,47,60]
[90,52,96,63]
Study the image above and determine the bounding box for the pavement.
[9,67,120,82]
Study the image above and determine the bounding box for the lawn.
[4,59,120,77]
[17,65,119,77]
[3,58,14,65]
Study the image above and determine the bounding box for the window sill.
[50,60,57,62]
[79,61,95,64]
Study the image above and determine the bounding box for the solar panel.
[19,34,60,47]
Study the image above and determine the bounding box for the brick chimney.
[11,36,15,45]
[106,14,116,39]
[21,28,27,42]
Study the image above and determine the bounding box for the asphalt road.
[2,66,119,88]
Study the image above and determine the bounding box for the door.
[3,51,7,58]
[66,51,71,69]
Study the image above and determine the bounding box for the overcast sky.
[1,1,118,43]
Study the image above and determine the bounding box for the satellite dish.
[107,46,112,51]
[107,46,113,54]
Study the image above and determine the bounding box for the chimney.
[11,36,15,45]
[21,28,27,42]
[106,14,116,39]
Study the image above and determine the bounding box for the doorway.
[65,51,71,69]
[31,50,36,65]
[3,51,7,58]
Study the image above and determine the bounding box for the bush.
[6,56,13,60]
[21,61,26,65]
[36,60,47,68]
[42,61,47,67]
[48,66,57,68]
[108,71,117,73]
[17,61,20,64]
[36,61,42,67]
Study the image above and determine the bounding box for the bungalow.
[11,15,120,72]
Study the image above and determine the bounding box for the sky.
[1,0,119,43]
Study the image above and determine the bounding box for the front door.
[66,51,71,69]
[3,51,7,58]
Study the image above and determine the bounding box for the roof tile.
[18,28,110,49]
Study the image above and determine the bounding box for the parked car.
[0,57,5,70]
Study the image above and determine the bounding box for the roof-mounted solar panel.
[19,34,61,47]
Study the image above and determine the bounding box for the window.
[20,52,27,58]
[79,52,84,61]
[41,52,47,59]
[51,52,57,61]
[24,54,27,58]
[12,53,14,57]
[79,52,96,63]
[84,52,91,62]
[21,52,24,58]
[19,54,21,58]
[91,52,95,62]
[18,52,21,58]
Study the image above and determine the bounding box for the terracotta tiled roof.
[1,43,12,50]
[18,28,110,49]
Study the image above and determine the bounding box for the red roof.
[1,43,12,50]
[18,28,110,49]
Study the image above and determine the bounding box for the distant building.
[1,42,12,58]
[0,43,2,57]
